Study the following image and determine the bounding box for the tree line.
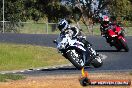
[0,0,132,32]
[0,0,131,22]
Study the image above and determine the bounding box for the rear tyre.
[66,50,85,70]
[114,41,121,51]
[120,38,129,52]
[115,46,121,51]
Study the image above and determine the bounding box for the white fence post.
[46,22,48,34]
[2,0,5,33]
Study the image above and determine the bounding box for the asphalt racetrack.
[0,33,132,75]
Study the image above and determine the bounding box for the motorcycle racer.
[57,19,99,58]
[100,15,125,36]
[100,15,126,47]
[55,19,103,68]
[100,15,110,36]
[100,15,118,46]
[58,19,90,47]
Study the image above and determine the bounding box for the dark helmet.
[58,19,68,31]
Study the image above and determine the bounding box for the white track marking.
[0,56,108,74]
[100,54,107,60]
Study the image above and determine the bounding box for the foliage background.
[0,0,132,32]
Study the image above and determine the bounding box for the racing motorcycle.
[105,25,129,52]
[53,33,103,70]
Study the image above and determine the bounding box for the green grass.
[0,43,68,71]
[18,22,132,35]
[20,23,47,34]
[0,74,25,82]
[19,22,59,34]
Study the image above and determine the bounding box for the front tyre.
[66,50,85,70]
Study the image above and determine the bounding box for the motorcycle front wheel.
[66,50,85,70]
[91,56,103,68]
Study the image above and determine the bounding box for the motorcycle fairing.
[68,39,86,52]
[108,29,117,37]
[57,34,86,52]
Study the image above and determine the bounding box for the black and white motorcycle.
[53,33,103,70]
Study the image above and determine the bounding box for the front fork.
[87,46,98,57]
[84,46,98,65]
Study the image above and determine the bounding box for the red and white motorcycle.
[105,25,129,52]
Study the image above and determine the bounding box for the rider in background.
[99,15,117,45]
[100,15,110,36]
[100,15,124,36]
[100,15,125,45]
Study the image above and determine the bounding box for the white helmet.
[58,19,68,31]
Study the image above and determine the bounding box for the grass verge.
[19,23,132,36]
[0,74,25,82]
[0,43,68,71]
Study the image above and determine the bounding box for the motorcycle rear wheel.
[120,38,129,52]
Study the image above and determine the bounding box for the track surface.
[0,33,132,75]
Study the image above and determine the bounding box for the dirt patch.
[0,72,131,88]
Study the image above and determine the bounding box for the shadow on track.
[40,66,91,72]
[96,50,126,52]
[18,66,94,76]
